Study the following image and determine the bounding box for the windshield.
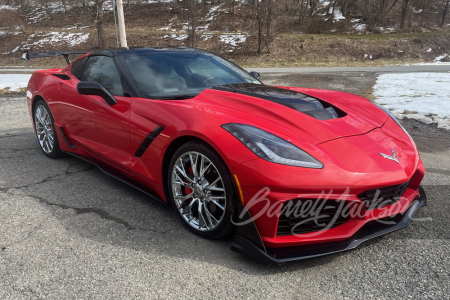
[122,51,260,99]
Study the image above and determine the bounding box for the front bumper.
[231,194,427,264]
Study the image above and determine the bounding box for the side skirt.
[62,151,166,205]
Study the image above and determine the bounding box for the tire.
[33,100,63,159]
[168,141,237,239]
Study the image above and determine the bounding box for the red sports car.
[24,48,426,263]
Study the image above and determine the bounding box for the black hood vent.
[213,83,346,120]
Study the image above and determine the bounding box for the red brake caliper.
[184,166,195,202]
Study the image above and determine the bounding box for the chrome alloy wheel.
[171,151,227,232]
[35,105,54,154]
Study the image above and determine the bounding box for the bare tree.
[229,0,235,14]
[378,0,389,24]
[400,0,410,29]
[254,0,269,53]
[338,0,358,17]
[308,0,318,17]
[441,0,450,27]
[79,0,107,49]
[297,0,308,24]
[182,0,203,48]
[252,0,282,54]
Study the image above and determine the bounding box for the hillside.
[0,0,449,68]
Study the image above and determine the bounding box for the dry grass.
[235,58,426,68]
[0,87,26,95]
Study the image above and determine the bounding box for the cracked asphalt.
[1,72,450,300]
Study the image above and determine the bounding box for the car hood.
[196,84,388,145]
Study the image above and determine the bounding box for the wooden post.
[117,0,128,48]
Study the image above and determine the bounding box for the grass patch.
[236,58,425,68]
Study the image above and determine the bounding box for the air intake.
[276,199,350,236]
[358,180,410,211]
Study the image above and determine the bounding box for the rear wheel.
[33,100,63,158]
[168,141,236,239]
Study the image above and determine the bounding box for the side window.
[80,56,124,96]
[70,57,87,79]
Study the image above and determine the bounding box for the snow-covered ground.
[0,74,32,91]
[219,34,247,46]
[373,72,450,130]
[410,53,450,66]
[3,31,90,55]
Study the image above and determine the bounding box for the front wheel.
[168,141,236,239]
[33,100,63,158]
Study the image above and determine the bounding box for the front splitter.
[231,195,427,264]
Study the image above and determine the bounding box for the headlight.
[374,102,412,139]
[222,123,323,168]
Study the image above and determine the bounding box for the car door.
[60,55,133,175]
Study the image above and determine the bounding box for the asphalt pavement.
[0,70,449,299]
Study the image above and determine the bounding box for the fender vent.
[52,74,71,80]
[213,83,346,120]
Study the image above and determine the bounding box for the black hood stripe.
[212,83,346,120]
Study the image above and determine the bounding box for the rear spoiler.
[22,50,89,64]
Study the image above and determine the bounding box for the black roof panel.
[89,47,207,57]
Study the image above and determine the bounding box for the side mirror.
[77,81,117,106]
[249,71,260,80]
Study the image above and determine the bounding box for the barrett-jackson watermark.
[232,187,429,238]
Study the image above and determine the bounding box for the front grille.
[276,199,350,236]
[358,180,410,211]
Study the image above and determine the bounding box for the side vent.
[134,126,165,158]
[52,74,71,80]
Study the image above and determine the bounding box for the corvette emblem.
[380,149,400,164]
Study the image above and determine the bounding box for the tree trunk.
[257,19,263,54]
[441,0,450,27]
[266,0,272,53]
[97,0,106,49]
[191,26,195,48]
[378,0,388,24]
[308,0,316,17]
[400,0,410,29]
[298,0,305,23]
[253,0,258,16]
[420,0,426,25]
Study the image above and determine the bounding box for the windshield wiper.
[157,94,197,100]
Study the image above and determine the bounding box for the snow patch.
[435,54,448,61]
[373,72,450,130]
[147,0,173,3]
[333,8,345,21]
[0,74,32,92]
[219,34,247,52]
[206,5,221,22]
[0,5,18,11]
[163,34,188,41]
[353,23,366,32]
[5,32,90,54]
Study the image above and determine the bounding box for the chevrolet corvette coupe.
[24,48,426,263]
